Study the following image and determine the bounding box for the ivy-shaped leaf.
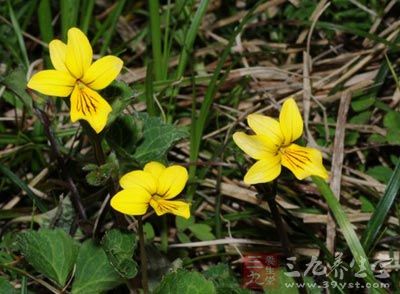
[189,224,215,241]
[106,114,144,156]
[17,229,79,287]
[83,153,119,186]
[101,229,138,279]
[133,113,188,165]
[104,80,134,126]
[71,240,122,294]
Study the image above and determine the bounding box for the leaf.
[1,67,32,110]
[366,166,393,184]
[188,224,215,241]
[177,232,191,244]
[101,229,138,279]
[154,269,216,294]
[368,133,386,144]
[349,111,371,124]
[203,263,250,294]
[344,131,359,146]
[104,81,134,126]
[39,196,77,233]
[106,114,143,155]
[176,215,195,231]
[71,240,122,294]
[143,223,155,241]
[17,229,79,287]
[386,129,400,145]
[350,96,375,112]
[133,113,188,165]
[360,196,374,213]
[84,153,119,186]
[383,111,400,145]
[2,91,24,109]
[383,111,400,129]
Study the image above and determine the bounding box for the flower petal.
[281,144,328,180]
[49,40,68,72]
[27,70,75,97]
[110,188,151,215]
[143,161,166,179]
[247,114,284,147]
[243,156,282,184]
[279,98,303,145]
[233,132,278,160]
[65,27,93,79]
[157,165,188,199]
[150,198,190,219]
[119,170,157,194]
[82,56,123,90]
[70,84,111,133]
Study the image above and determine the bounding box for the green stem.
[81,123,126,236]
[138,216,149,294]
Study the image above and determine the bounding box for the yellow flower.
[27,27,123,133]
[233,98,328,184]
[110,161,190,219]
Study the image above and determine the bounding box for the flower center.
[74,83,98,115]
[77,80,86,89]
[149,195,179,214]
[279,145,311,170]
[151,195,162,201]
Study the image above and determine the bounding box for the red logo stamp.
[242,253,280,290]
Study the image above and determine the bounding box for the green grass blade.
[312,176,384,291]
[0,163,47,213]
[60,0,80,40]
[149,0,163,81]
[145,61,157,116]
[174,0,209,80]
[161,0,172,80]
[7,0,29,69]
[385,54,400,88]
[313,21,399,50]
[99,0,126,55]
[361,159,400,253]
[19,1,36,31]
[187,1,263,200]
[38,0,54,43]
[80,0,95,34]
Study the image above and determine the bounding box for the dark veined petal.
[69,84,111,133]
[281,143,328,180]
